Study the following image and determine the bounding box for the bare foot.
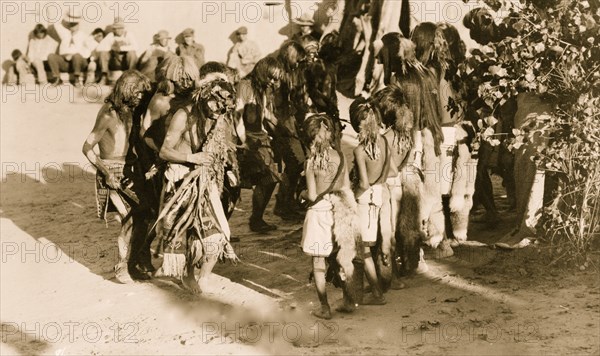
[153,267,165,277]
[181,273,201,294]
[197,277,211,294]
[390,279,406,290]
[312,306,332,320]
[415,261,429,274]
[335,303,356,314]
[114,263,134,284]
[360,294,386,305]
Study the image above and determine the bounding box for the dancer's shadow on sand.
[0,322,50,356]
[0,163,121,280]
[0,163,538,353]
[0,164,345,351]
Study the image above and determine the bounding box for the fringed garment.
[95,161,134,221]
[155,108,237,278]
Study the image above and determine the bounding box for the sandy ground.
[1,84,599,355]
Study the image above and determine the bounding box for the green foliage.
[459,0,600,259]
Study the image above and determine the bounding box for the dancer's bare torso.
[384,129,411,177]
[310,148,349,197]
[91,104,132,161]
[355,138,387,184]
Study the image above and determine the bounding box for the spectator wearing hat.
[138,30,174,82]
[176,28,205,69]
[47,9,92,87]
[226,26,261,78]
[95,18,139,83]
[292,13,320,42]
[24,24,58,84]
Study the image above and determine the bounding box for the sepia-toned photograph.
[1,0,599,354]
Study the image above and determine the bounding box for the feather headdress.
[303,114,335,171]
[350,98,382,160]
[379,32,426,84]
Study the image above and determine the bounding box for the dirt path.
[1,86,599,355]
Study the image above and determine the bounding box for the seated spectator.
[7,49,35,85]
[86,28,106,83]
[95,18,139,84]
[138,30,173,82]
[226,26,261,78]
[24,24,58,84]
[91,27,105,44]
[176,28,205,69]
[47,9,92,87]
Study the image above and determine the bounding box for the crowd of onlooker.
[4,8,268,88]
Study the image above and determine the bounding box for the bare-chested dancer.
[374,85,420,282]
[142,55,199,152]
[300,114,360,319]
[82,70,152,283]
[158,75,238,294]
[349,97,389,303]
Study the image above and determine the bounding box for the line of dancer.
[81,19,483,311]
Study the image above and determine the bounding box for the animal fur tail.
[330,189,361,283]
[449,123,478,242]
[421,128,444,248]
[397,165,426,275]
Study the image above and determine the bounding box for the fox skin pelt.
[396,164,426,276]
[449,124,478,242]
[421,128,445,248]
[330,189,362,282]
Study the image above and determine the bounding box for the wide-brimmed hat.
[182,28,194,37]
[112,17,125,29]
[64,9,82,24]
[155,30,171,40]
[293,13,314,26]
[302,39,319,53]
[236,26,248,34]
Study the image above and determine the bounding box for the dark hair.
[92,28,105,37]
[379,32,404,86]
[319,31,343,64]
[249,56,283,92]
[387,68,444,156]
[11,49,22,61]
[200,61,240,85]
[372,85,412,130]
[33,24,47,37]
[278,40,306,71]
[438,22,466,65]
[411,22,438,64]
[105,70,151,114]
[199,61,227,77]
[411,22,449,78]
[304,58,338,118]
[463,8,504,45]
[437,22,466,89]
